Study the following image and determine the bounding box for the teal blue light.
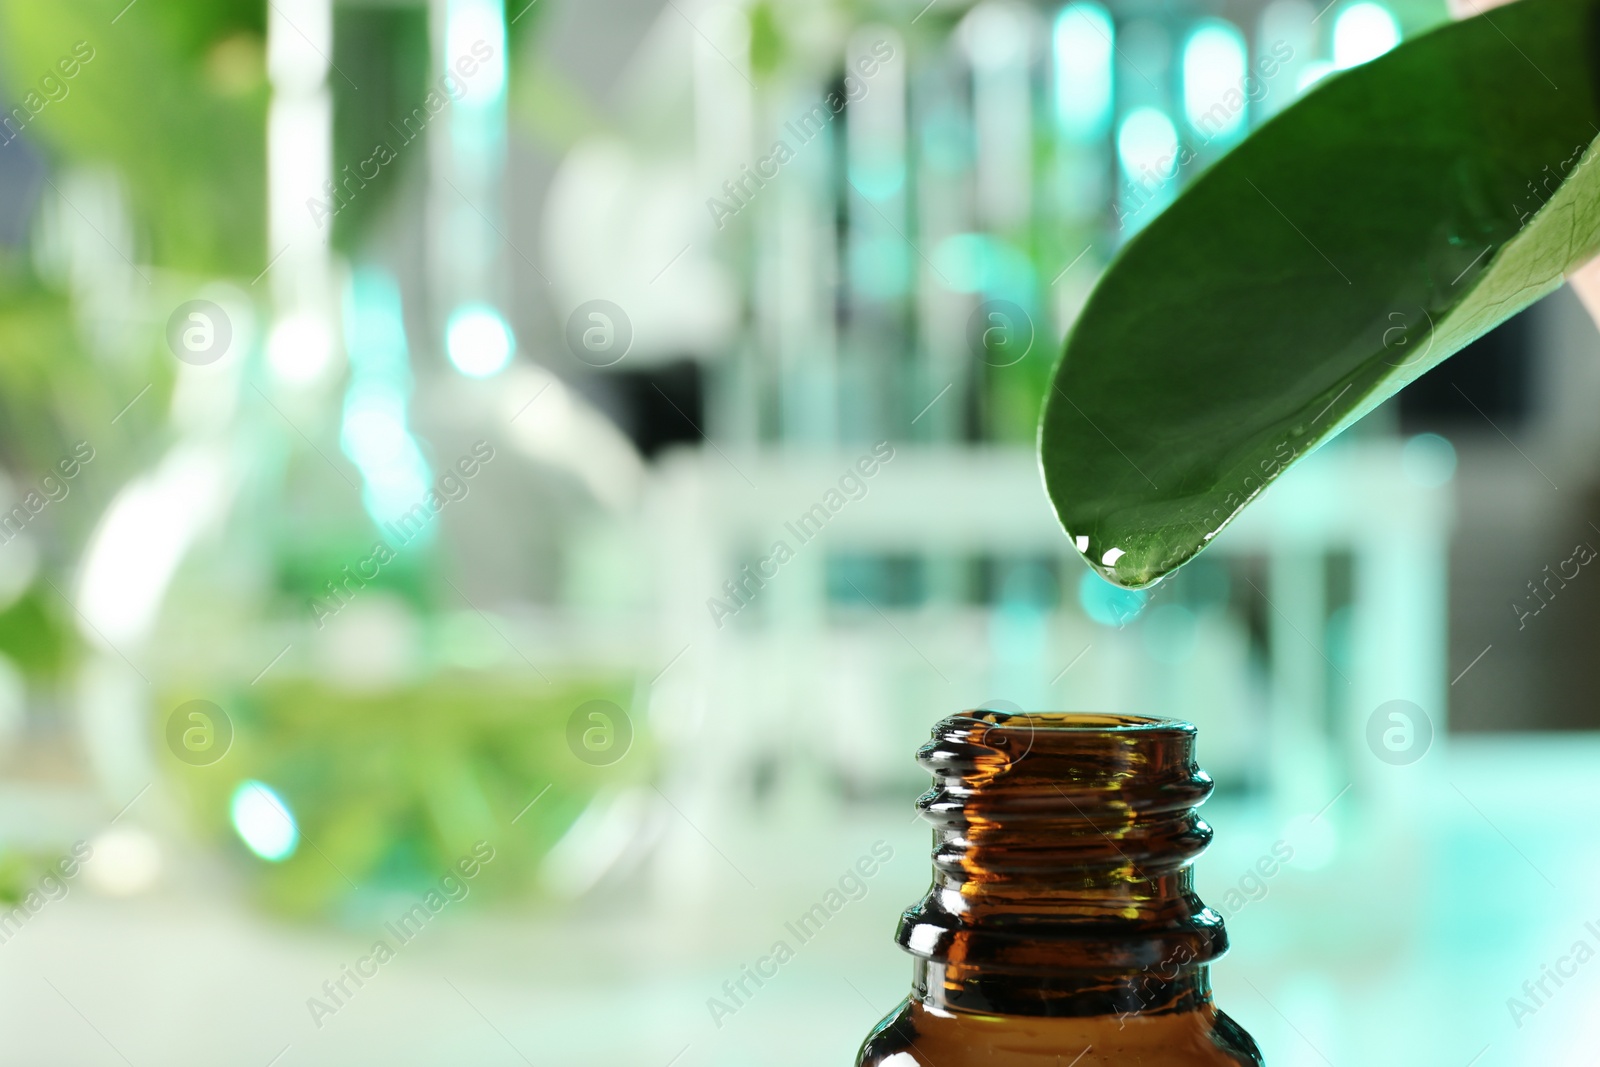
[847,165,906,203]
[1078,570,1147,627]
[1114,106,1180,233]
[447,0,507,110]
[849,236,910,300]
[1054,3,1114,141]
[1117,106,1179,180]
[920,109,971,173]
[1297,60,1337,93]
[446,304,515,378]
[1402,433,1457,488]
[1142,604,1198,663]
[446,0,508,171]
[1182,20,1248,142]
[1333,2,1400,70]
[931,233,1037,297]
[230,780,298,862]
[341,269,434,536]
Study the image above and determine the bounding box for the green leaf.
[1039,0,1600,589]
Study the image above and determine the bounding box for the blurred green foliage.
[0,845,75,905]
[0,0,268,654]
[274,533,433,624]
[0,0,266,274]
[0,591,69,678]
[0,281,114,476]
[162,674,647,918]
[748,2,786,79]
[0,273,133,682]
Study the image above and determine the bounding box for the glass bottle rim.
[953,710,1194,734]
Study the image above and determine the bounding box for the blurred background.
[0,0,1597,1063]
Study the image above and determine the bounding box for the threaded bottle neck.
[896,711,1227,1017]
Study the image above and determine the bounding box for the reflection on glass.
[341,270,433,532]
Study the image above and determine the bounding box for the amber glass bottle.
[855,711,1263,1066]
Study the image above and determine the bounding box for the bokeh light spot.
[447,305,515,378]
[1078,570,1147,627]
[230,780,299,862]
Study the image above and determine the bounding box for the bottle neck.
[912,958,1214,1018]
[896,712,1227,1019]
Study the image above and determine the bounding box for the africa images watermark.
[1512,540,1596,631]
[0,41,97,148]
[307,38,497,229]
[1116,40,1295,229]
[705,39,896,230]
[705,441,896,629]
[706,840,895,1029]
[0,441,97,547]
[1211,839,1294,920]
[1115,940,1200,1029]
[1505,915,1600,1030]
[308,440,496,628]
[1108,840,1291,1028]
[0,840,93,947]
[1513,137,1600,227]
[306,840,496,1029]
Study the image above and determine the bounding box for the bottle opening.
[857,711,1265,1064]
[897,709,1226,1017]
[955,710,1188,731]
